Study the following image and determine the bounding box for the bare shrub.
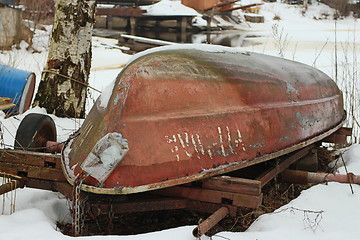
[271,23,289,58]
[273,14,281,20]
[20,0,55,25]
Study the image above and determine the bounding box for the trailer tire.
[14,113,57,152]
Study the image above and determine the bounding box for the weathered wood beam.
[154,186,262,209]
[0,162,66,182]
[0,150,61,169]
[256,146,311,187]
[202,176,261,196]
[0,179,24,195]
[96,8,145,17]
[322,127,352,144]
[0,97,15,110]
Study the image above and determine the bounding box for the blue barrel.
[0,64,35,114]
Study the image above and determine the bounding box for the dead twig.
[272,207,324,233]
[339,152,354,194]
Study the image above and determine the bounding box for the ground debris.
[57,181,310,237]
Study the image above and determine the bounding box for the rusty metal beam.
[281,169,360,184]
[256,146,311,187]
[186,201,237,217]
[192,206,229,238]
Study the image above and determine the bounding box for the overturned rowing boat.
[62,44,345,194]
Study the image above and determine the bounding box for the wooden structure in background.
[0,5,22,50]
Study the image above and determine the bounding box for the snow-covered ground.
[1,0,360,239]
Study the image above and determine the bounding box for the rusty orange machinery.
[62,45,345,195]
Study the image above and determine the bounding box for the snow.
[140,0,199,16]
[98,79,115,109]
[337,144,360,174]
[1,0,360,239]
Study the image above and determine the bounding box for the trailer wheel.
[14,113,57,152]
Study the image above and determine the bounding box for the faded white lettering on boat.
[184,132,190,147]
[191,134,199,154]
[177,133,186,149]
[196,134,205,155]
[226,126,235,154]
[217,127,226,157]
[165,126,247,161]
[237,129,247,151]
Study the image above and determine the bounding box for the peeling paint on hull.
[62,47,344,194]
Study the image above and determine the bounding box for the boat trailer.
[0,126,352,237]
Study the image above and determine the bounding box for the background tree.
[20,0,55,49]
[33,0,96,118]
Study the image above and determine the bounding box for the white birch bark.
[33,0,96,118]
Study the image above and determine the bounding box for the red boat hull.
[62,45,344,194]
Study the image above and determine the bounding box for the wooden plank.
[154,186,262,209]
[89,198,188,216]
[0,97,12,105]
[256,146,311,187]
[0,179,24,195]
[323,127,352,144]
[96,8,145,17]
[0,150,61,169]
[323,134,347,144]
[202,176,261,196]
[0,103,15,111]
[0,162,67,182]
[0,97,15,110]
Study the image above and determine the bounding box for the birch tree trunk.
[33,0,96,118]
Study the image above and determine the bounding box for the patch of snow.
[337,145,360,174]
[192,16,210,28]
[140,0,200,16]
[98,79,115,109]
[61,138,76,180]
